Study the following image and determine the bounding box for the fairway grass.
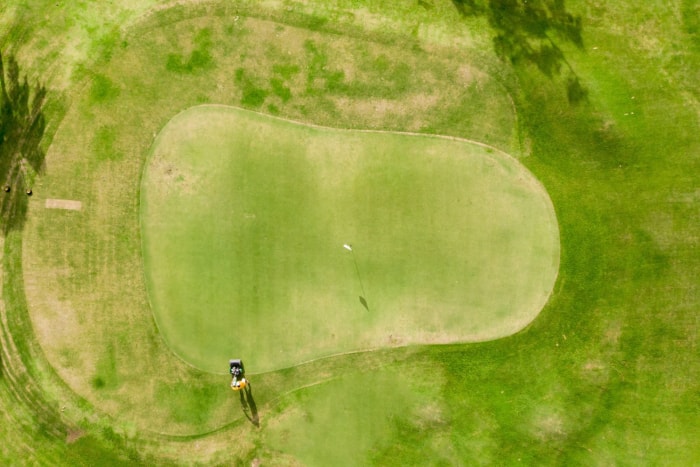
[141,105,559,372]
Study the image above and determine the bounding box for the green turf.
[15,3,521,442]
[263,363,453,465]
[1,0,698,464]
[141,105,559,372]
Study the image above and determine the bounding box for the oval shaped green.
[141,105,559,373]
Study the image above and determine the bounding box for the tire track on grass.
[0,235,65,440]
[0,250,65,463]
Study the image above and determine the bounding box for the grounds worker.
[231,377,248,391]
[230,363,248,391]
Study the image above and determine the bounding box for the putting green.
[141,105,559,373]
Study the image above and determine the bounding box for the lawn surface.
[0,0,697,464]
[141,105,558,372]
[16,2,522,442]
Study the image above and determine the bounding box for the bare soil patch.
[44,199,82,211]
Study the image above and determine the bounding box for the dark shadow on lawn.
[451,0,587,104]
[239,384,259,427]
[0,50,47,235]
[359,295,369,311]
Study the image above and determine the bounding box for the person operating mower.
[229,359,249,391]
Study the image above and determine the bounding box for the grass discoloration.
[166,27,215,74]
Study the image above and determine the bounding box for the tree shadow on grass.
[451,0,587,104]
[239,383,260,427]
[0,50,47,235]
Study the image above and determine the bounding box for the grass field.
[0,0,698,464]
[141,105,558,372]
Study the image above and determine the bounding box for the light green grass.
[141,105,558,372]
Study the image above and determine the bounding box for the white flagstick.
[343,243,369,310]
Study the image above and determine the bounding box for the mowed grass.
[17,2,521,444]
[141,105,559,372]
[1,0,698,464]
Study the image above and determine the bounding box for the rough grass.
[1,0,698,464]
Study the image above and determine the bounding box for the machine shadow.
[239,384,259,427]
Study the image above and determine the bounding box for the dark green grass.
[166,27,215,74]
[89,74,120,102]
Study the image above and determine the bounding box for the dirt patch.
[458,64,487,87]
[343,92,441,116]
[146,156,198,195]
[45,199,82,211]
[66,428,85,444]
[532,412,566,441]
[413,402,446,429]
[605,321,623,344]
[583,361,606,371]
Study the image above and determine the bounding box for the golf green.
[140,105,559,373]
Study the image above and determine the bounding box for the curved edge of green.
[139,104,561,375]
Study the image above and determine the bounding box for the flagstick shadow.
[359,296,369,311]
[346,244,370,311]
